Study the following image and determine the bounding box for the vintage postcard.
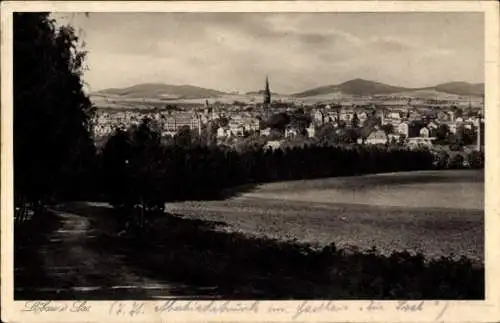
[1,1,499,322]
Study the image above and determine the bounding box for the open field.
[15,170,484,299]
[168,170,484,262]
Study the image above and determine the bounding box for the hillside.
[92,79,484,107]
[293,79,411,97]
[293,79,484,98]
[94,83,227,100]
[431,82,484,96]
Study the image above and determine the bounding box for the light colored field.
[168,170,484,262]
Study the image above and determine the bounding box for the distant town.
[91,77,485,155]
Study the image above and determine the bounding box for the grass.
[64,202,483,300]
[169,170,484,262]
[14,170,484,299]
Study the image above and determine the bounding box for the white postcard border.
[2,1,499,323]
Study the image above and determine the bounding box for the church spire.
[263,75,271,106]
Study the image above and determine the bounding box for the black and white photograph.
[5,3,496,309]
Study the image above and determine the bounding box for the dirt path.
[16,209,188,300]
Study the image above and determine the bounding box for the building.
[398,122,409,137]
[264,140,283,150]
[427,121,438,131]
[261,127,272,136]
[163,112,202,135]
[407,137,436,148]
[365,129,388,145]
[313,110,325,125]
[217,126,231,138]
[285,126,300,139]
[419,127,430,138]
[306,124,316,138]
[387,133,401,143]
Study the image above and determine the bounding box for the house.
[447,111,456,122]
[365,129,388,145]
[306,124,316,138]
[407,137,436,148]
[419,127,430,138]
[398,122,409,137]
[447,123,457,134]
[230,125,245,137]
[260,127,272,136]
[387,133,401,143]
[388,112,401,120]
[264,140,283,150]
[285,126,300,139]
[217,127,231,138]
[427,121,438,130]
[243,118,260,132]
[437,111,450,121]
[313,110,325,124]
[408,110,422,121]
[358,112,368,123]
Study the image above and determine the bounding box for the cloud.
[59,12,483,93]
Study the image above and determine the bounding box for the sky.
[54,12,484,94]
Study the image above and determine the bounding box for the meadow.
[15,170,484,299]
[168,170,484,262]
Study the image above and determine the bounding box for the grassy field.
[15,170,484,299]
[168,170,484,262]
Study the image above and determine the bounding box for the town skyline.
[54,12,484,94]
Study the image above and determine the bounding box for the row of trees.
[93,118,485,234]
[97,118,436,206]
[14,13,96,211]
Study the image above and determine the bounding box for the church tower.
[263,75,271,106]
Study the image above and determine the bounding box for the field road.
[15,209,198,300]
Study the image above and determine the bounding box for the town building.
[365,129,388,145]
[398,122,409,137]
[419,127,430,138]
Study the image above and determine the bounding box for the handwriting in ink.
[396,301,424,312]
[154,300,260,314]
[434,301,449,321]
[292,301,349,320]
[70,301,91,312]
[22,301,90,314]
[108,301,146,316]
[363,300,384,311]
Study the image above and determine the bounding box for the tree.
[174,126,194,147]
[381,124,394,134]
[436,124,450,143]
[467,150,484,169]
[14,13,95,208]
[434,151,449,169]
[448,154,465,169]
[351,112,360,129]
[101,127,133,210]
[266,112,291,131]
[316,123,339,145]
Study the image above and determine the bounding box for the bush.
[467,150,484,169]
[447,154,465,169]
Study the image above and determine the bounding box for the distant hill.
[93,79,484,106]
[94,83,227,100]
[428,82,484,96]
[292,79,484,98]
